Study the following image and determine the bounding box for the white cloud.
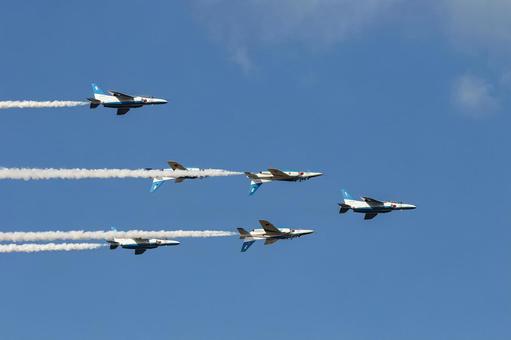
[441,0,511,56]
[230,46,253,74]
[191,0,402,71]
[452,74,498,117]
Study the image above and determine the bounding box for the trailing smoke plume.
[0,168,242,180]
[0,243,104,253]
[0,101,88,109]
[0,230,236,242]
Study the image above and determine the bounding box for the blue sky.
[0,1,509,339]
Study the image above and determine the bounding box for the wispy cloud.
[452,74,498,117]
[191,0,401,71]
[441,0,511,55]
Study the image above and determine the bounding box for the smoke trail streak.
[0,168,242,180]
[0,230,236,242]
[0,243,104,253]
[0,101,88,109]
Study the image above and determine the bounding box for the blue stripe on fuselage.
[103,101,145,108]
[352,207,392,213]
[121,244,159,250]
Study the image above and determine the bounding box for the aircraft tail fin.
[341,189,354,201]
[241,240,255,252]
[150,178,165,192]
[249,181,262,195]
[91,83,108,97]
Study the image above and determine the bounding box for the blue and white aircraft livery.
[339,189,416,220]
[87,83,167,115]
[237,220,314,252]
[244,168,322,195]
[107,235,180,255]
[148,160,224,192]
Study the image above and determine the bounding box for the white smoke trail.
[0,230,236,242]
[0,101,88,109]
[0,168,242,180]
[0,243,104,253]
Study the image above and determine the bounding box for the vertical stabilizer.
[150,178,165,192]
[91,83,108,97]
[249,181,262,195]
[341,189,354,201]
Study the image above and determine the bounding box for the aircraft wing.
[134,249,146,255]
[364,212,378,220]
[133,238,148,243]
[267,168,290,177]
[259,220,281,234]
[264,238,279,246]
[116,108,130,115]
[108,90,134,99]
[168,161,187,171]
[362,196,384,204]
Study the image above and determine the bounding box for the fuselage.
[153,167,208,182]
[344,199,416,213]
[251,171,322,182]
[242,228,314,240]
[95,94,167,108]
[108,238,180,250]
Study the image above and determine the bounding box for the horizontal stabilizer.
[237,227,251,238]
[339,203,350,214]
[87,98,100,109]
[244,172,259,180]
[109,244,118,250]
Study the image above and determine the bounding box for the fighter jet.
[107,237,180,255]
[87,83,167,115]
[237,220,314,252]
[148,160,216,192]
[244,168,322,195]
[338,189,416,220]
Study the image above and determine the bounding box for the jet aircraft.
[107,236,180,255]
[338,189,416,220]
[148,160,215,192]
[237,220,314,252]
[87,83,167,115]
[244,168,322,195]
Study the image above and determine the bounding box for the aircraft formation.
[0,83,416,255]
